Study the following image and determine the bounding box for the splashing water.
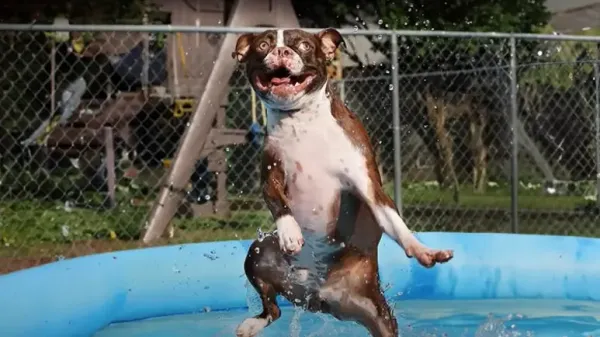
[95,299,600,337]
[244,280,263,316]
[474,315,513,337]
[257,227,266,242]
[289,308,304,337]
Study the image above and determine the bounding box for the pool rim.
[1,232,599,337]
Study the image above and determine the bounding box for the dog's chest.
[268,108,365,232]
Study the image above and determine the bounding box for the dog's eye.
[298,41,312,52]
[258,41,270,51]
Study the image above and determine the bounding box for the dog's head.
[233,28,343,108]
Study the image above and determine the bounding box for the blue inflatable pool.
[1,233,599,337]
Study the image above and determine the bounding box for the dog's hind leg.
[236,276,280,337]
[236,235,285,337]
[318,250,398,337]
[236,234,309,337]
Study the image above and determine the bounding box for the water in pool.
[95,299,600,337]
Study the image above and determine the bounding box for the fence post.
[509,36,519,233]
[141,10,150,98]
[390,32,403,214]
[595,44,600,207]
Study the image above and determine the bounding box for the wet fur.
[235,29,452,337]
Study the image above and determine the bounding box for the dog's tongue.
[271,77,291,85]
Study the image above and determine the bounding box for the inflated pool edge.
[0,232,599,337]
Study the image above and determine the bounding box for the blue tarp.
[110,41,167,88]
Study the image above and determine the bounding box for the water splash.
[244,281,262,315]
[474,314,514,337]
[203,251,219,261]
[289,308,304,337]
[257,228,266,242]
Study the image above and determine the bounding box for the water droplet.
[203,251,219,260]
[388,84,394,91]
[245,280,263,314]
[257,228,265,241]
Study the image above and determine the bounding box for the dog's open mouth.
[254,67,315,97]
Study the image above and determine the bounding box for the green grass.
[0,199,270,257]
[388,182,589,210]
[0,180,596,262]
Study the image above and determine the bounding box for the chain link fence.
[0,26,599,274]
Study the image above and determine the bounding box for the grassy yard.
[388,181,590,210]
[0,180,597,271]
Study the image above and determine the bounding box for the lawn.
[0,180,597,272]
[389,181,589,210]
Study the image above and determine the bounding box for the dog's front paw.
[275,215,304,255]
[236,317,268,337]
[406,245,453,268]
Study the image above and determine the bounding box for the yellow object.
[176,33,188,78]
[109,230,117,240]
[250,89,267,126]
[72,36,85,54]
[36,115,61,145]
[173,99,195,118]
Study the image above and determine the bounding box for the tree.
[294,0,550,68]
[294,0,558,192]
[0,1,152,24]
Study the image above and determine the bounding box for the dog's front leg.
[342,166,453,267]
[262,145,304,254]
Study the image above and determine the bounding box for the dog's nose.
[275,47,293,58]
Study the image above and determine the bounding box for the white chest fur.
[264,90,374,284]
[267,95,366,234]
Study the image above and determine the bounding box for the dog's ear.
[317,28,343,61]
[232,33,255,63]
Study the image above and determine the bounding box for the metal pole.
[50,41,56,115]
[141,10,150,98]
[509,36,519,233]
[6,24,600,43]
[391,33,403,214]
[594,44,600,207]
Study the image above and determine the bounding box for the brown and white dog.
[233,28,453,337]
